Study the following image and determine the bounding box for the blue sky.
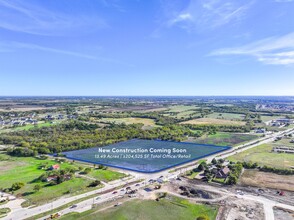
[0,0,294,96]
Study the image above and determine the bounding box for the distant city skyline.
[1,0,294,96]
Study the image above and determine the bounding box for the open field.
[98,117,156,127]
[181,118,246,126]
[60,196,218,220]
[87,169,126,182]
[206,112,245,120]
[0,154,123,206]
[260,115,284,122]
[240,170,294,192]
[14,122,58,131]
[135,107,169,113]
[163,105,200,119]
[190,132,258,146]
[166,105,199,113]
[228,141,294,169]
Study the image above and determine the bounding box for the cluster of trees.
[259,166,294,175]
[10,182,25,191]
[7,147,37,157]
[244,113,262,123]
[242,161,258,169]
[242,161,294,175]
[0,122,201,154]
[39,168,75,185]
[227,163,243,185]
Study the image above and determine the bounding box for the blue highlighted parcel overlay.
[63,139,231,173]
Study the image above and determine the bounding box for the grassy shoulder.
[228,142,294,169]
[60,196,218,220]
[0,154,124,206]
[0,208,11,218]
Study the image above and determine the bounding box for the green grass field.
[0,122,59,134]
[191,132,258,146]
[60,196,218,220]
[0,154,124,206]
[87,169,126,182]
[228,139,294,169]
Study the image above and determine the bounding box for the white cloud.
[0,0,107,35]
[210,32,294,65]
[168,13,193,26]
[163,0,253,32]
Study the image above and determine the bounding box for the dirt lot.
[169,180,265,220]
[240,170,294,192]
[181,118,245,126]
[274,207,294,220]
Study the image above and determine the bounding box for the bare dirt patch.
[240,170,294,192]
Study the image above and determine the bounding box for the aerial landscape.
[1,0,294,220]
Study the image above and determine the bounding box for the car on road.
[96,197,101,200]
[112,191,118,194]
[70,205,77,209]
[135,183,140,186]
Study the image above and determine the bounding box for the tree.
[98,164,105,169]
[11,182,25,191]
[211,158,217,164]
[84,167,91,174]
[198,161,207,171]
[227,175,238,185]
[88,180,101,187]
[33,184,41,192]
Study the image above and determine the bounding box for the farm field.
[191,132,258,146]
[240,170,294,192]
[0,154,123,206]
[60,196,218,220]
[181,118,246,126]
[228,140,294,169]
[98,117,156,127]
